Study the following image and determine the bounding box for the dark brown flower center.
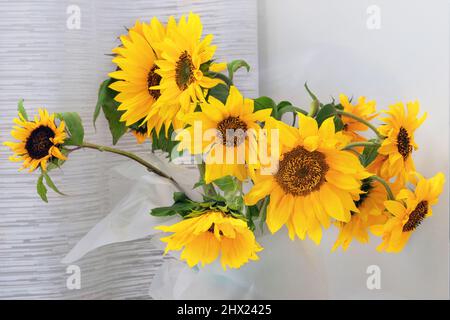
[25,126,55,159]
[147,65,161,100]
[275,146,329,196]
[216,117,248,147]
[402,200,428,232]
[397,127,412,159]
[175,51,195,90]
[354,178,374,209]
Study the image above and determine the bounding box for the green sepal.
[94,78,127,145]
[360,139,380,167]
[57,112,84,146]
[36,174,48,203]
[17,99,29,121]
[227,59,250,82]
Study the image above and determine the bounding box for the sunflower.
[148,12,223,131]
[377,101,426,181]
[108,18,171,133]
[332,178,388,251]
[130,126,148,144]
[4,108,67,172]
[156,211,263,269]
[339,94,378,142]
[244,115,372,244]
[176,86,272,183]
[371,172,445,252]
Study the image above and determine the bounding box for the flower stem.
[197,163,217,197]
[336,110,385,139]
[342,141,380,151]
[372,175,395,200]
[80,142,180,187]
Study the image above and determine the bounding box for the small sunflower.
[130,125,148,144]
[377,101,426,181]
[109,18,169,133]
[339,94,378,142]
[149,12,223,130]
[176,86,272,183]
[244,115,372,244]
[156,211,263,269]
[4,108,67,172]
[332,178,388,251]
[371,172,445,253]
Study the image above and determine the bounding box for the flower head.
[371,172,445,252]
[377,101,426,181]
[4,108,67,172]
[176,86,272,183]
[332,178,388,251]
[148,12,223,132]
[156,211,262,269]
[339,94,378,142]
[244,114,372,244]
[109,18,170,133]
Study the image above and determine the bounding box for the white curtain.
[0,0,258,299]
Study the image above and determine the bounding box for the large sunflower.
[149,12,223,130]
[176,86,272,183]
[371,172,445,253]
[332,178,388,251]
[109,18,170,133]
[156,211,263,269]
[377,101,426,181]
[4,108,67,172]
[339,94,378,142]
[244,115,372,244]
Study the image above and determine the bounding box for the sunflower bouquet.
[4,13,445,270]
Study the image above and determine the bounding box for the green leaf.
[150,202,198,217]
[193,179,205,189]
[96,78,127,145]
[360,141,380,167]
[17,99,28,121]
[37,175,48,203]
[213,176,239,194]
[315,103,337,126]
[173,191,188,203]
[208,83,229,104]
[253,96,276,112]
[334,115,345,132]
[276,101,308,122]
[93,79,110,129]
[58,112,84,146]
[227,59,250,82]
[151,125,181,160]
[43,172,65,196]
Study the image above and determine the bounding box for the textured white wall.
[0,0,258,299]
[258,0,449,299]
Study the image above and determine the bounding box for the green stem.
[258,197,269,233]
[197,163,217,197]
[342,141,380,151]
[336,110,386,139]
[80,142,181,188]
[372,175,395,200]
[304,83,320,117]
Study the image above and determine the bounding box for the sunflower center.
[275,146,329,196]
[397,127,412,159]
[216,117,248,147]
[147,65,162,100]
[25,126,55,159]
[402,200,428,232]
[175,51,195,90]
